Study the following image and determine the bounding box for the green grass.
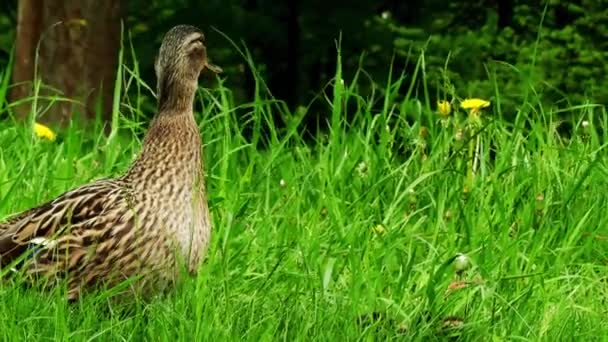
[0,50,607,341]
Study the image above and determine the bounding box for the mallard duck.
[0,25,221,300]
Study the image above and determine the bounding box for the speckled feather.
[0,25,216,300]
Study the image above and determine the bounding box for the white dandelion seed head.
[454,253,471,273]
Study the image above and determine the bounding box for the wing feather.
[0,179,133,267]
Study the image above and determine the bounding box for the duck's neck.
[157,73,198,113]
[123,77,203,191]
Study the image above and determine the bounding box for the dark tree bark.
[10,0,121,126]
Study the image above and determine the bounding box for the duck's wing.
[0,207,40,233]
[0,179,134,268]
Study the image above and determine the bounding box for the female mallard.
[0,25,221,300]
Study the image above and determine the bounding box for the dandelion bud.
[437,100,451,116]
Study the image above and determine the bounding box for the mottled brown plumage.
[0,25,220,300]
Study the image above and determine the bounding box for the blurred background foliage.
[0,0,606,125]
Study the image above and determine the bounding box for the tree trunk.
[10,0,121,126]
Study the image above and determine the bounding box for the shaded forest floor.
[0,56,607,340]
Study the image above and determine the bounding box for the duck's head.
[154,25,222,98]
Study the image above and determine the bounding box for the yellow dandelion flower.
[461,98,490,110]
[34,122,56,141]
[461,98,490,124]
[437,100,451,116]
[372,224,386,236]
[461,98,490,116]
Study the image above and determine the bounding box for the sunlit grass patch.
[0,48,606,340]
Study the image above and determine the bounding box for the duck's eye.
[188,34,205,46]
[187,37,204,54]
[191,39,203,48]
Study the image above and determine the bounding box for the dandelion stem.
[466,136,474,192]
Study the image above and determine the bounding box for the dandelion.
[381,11,391,20]
[279,179,286,188]
[582,120,589,128]
[34,122,56,141]
[459,98,490,191]
[372,224,386,236]
[453,253,471,275]
[536,192,544,203]
[461,98,490,112]
[437,100,451,116]
[461,98,490,121]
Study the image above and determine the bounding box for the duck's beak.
[205,60,223,74]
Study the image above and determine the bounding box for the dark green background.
[0,1,606,120]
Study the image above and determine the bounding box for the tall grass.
[0,44,606,340]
